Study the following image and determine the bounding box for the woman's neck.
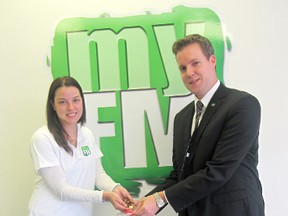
[64,124,78,147]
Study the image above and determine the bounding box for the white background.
[1,0,287,215]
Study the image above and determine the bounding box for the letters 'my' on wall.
[50,6,228,196]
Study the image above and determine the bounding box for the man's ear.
[210,54,216,66]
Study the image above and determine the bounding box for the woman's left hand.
[113,185,134,206]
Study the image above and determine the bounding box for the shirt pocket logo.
[81,146,91,156]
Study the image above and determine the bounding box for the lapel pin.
[211,103,216,107]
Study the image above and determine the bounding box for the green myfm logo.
[50,6,230,196]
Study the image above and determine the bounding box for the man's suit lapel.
[193,83,229,147]
[181,83,230,172]
[183,101,195,147]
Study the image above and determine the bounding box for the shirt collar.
[77,124,86,143]
[195,80,220,108]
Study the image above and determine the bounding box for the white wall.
[1,0,287,215]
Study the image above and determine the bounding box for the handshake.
[105,185,166,216]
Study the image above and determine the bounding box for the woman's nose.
[67,102,74,109]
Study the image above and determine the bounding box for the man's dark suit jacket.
[148,83,265,216]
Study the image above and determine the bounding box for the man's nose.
[187,66,195,76]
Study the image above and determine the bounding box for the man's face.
[176,43,217,99]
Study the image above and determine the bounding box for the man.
[133,34,265,216]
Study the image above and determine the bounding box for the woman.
[29,76,133,216]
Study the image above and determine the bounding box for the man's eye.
[179,67,186,72]
[192,61,200,66]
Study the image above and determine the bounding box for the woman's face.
[52,86,83,128]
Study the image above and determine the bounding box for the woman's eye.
[73,98,81,103]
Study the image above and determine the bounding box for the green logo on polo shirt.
[81,146,91,156]
[49,6,229,196]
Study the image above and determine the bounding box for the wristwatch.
[153,192,165,208]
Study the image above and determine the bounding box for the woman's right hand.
[103,191,129,212]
